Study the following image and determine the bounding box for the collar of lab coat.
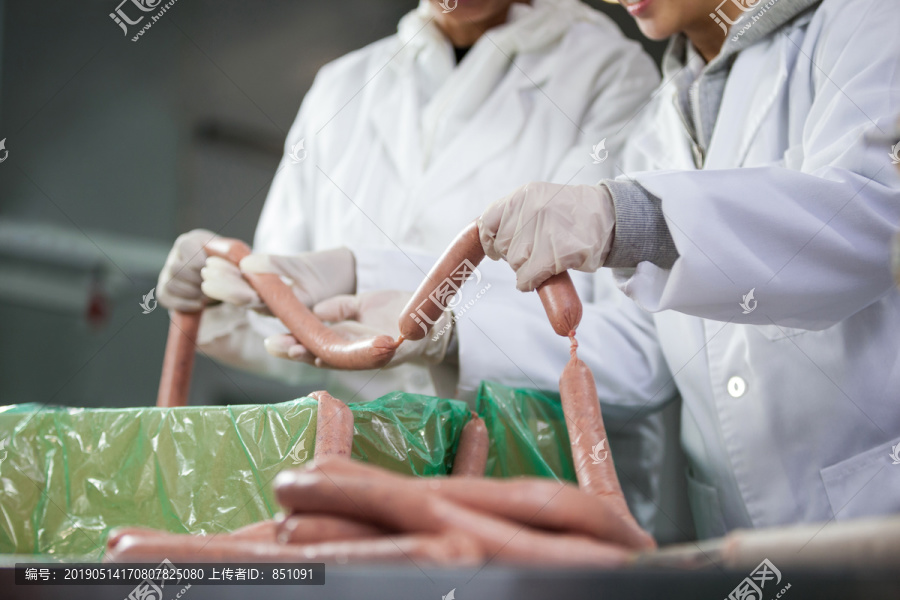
[386,0,604,166]
[662,0,822,154]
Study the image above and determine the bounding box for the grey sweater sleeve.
[603,179,679,269]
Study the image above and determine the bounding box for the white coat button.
[727,376,746,398]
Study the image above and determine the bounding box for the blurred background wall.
[0,1,689,540]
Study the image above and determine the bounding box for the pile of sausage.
[106,454,652,566]
[119,223,654,566]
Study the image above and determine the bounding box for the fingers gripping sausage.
[450,414,489,477]
[204,239,399,370]
[399,222,582,340]
[311,390,354,459]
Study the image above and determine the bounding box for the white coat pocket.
[685,466,728,540]
[820,436,900,521]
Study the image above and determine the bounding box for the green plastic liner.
[0,393,470,559]
[476,381,577,483]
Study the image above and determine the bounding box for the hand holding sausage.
[207,247,355,311]
[156,229,217,312]
[268,291,453,368]
[203,238,399,370]
[477,182,615,292]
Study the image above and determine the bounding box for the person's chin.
[620,0,673,40]
[635,19,675,41]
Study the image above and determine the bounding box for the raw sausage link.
[399,222,583,340]
[105,530,484,566]
[312,390,354,459]
[274,470,451,534]
[103,531,319,563]
[450,414,489,477]
[291,531,485,566]
[276,514,385,545]
[559,343,633,521]
[228,520,278,541]
[537,272,583,337]
[411,477,653,550]
[107,522,277,555]
[399,222,485,341]
[205,238,399,370]
[156,310,202,407]
[106,527,171,552]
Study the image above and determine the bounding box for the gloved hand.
[264,290,453,368]
[477,182,615,292]
[157,229,218,312]
[200,247,357,313]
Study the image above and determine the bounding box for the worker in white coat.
[155,0,673,528]
[475,0,900,539]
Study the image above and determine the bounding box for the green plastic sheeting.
[476,381,577,483]
[0,393,470,559]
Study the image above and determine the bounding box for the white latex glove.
[477,182,615,292]
[200,247,357,313]
[156,228,217,312]
[264,290,453,368]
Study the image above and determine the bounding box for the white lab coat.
[243,0,663,398]
[198,0,668,528]
[563,0,900,538]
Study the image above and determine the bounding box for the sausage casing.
[559,350,627,512]
[311,390,354,459]
[398,222,485,341]
[450,414,489,477]
[537,272,583,337]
